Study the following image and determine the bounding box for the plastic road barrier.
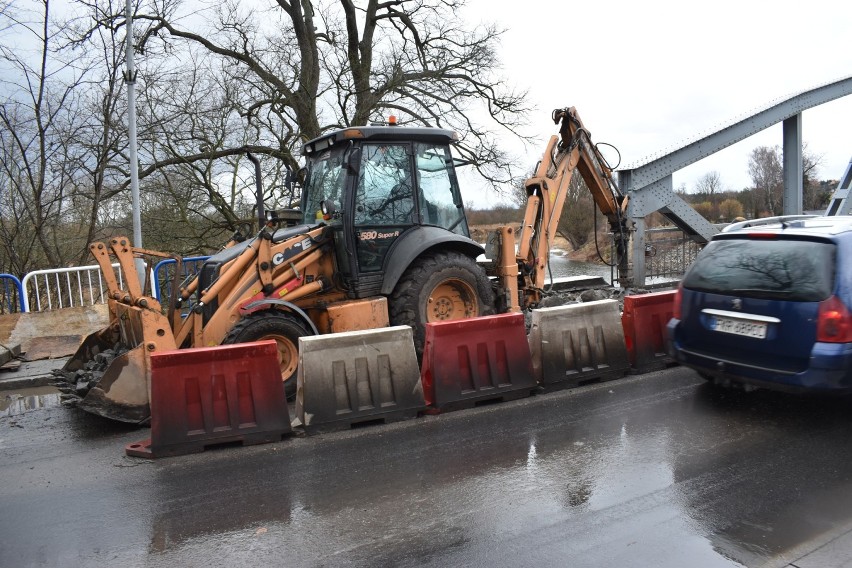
[420,312,537,412]
[296,326,426,432]
[622,290,676,373]
[529,299,629,388]
[126,340,291,458]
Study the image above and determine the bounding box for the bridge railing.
[12,256,210,314]
[642,226,705,284]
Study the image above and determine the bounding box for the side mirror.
[284,166,307,194]
[321,199,340,221]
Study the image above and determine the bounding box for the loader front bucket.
[51,236,184,423]
[77,346,150,423]
[53,324,153,424]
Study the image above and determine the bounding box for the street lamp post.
[124,0,144,282]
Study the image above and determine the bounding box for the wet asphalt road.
[3,367,852,567]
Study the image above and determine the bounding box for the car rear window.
[682,238,835,301]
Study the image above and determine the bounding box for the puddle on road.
[1,386,61,417]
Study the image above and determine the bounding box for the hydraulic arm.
[499,107,631,311]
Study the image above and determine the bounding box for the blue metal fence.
[0,274,24,313]
[152,256,209,304]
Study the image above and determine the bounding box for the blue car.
[667,215,852,392]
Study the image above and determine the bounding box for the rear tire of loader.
[389,250,495,359]
[223,311,311,399]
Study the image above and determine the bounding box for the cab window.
[302,148,345,225]
[415,143,469,235]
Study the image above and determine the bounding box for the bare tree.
[0,0,529,269]
[801,145,828,211]
[0,0,95,272]
[748,144,828,216]
[61,0,138,261]
[122,0,529,190]
[694,171,723,203]
[748,146,783,216]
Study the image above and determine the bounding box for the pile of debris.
[52,346,128,406]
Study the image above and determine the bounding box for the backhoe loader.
[53,107,630,423]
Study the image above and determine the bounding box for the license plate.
[710,315,767,339]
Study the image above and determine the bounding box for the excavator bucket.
[53,301,172,424]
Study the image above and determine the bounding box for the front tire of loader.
[223,311,311,399]
[389,250,495,359]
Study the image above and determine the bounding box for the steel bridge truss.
[617,76,852,287]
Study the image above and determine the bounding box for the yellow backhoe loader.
[54,107,630,423]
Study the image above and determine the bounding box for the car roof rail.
[721,214,821,233]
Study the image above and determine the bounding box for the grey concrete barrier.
[529,299,629,388]
[295,326,426,432]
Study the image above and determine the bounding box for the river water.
[546,249,615,282]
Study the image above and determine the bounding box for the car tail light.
[673,284,682,320]
[817,295,852,342]
[746,232,779,239]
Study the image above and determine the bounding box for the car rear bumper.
[667,319,852,392]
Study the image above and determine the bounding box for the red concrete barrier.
[622,290,677,373]
[420,313,536,412]
[126,340,291,458]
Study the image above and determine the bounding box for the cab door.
[352,143,415,273]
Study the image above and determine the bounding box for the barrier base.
[423,387,536,414]
[125,430,288,458]
[300,408,421,434]
[627,359,679,375]
[539,369,625,392]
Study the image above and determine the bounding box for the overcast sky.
[461,0,852,198]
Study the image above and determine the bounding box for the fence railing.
[0,274,24,314]
[21,264,126,313]
[11,256,211,313]
[152,256,209,311]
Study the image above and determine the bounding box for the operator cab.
[301,125,472,296]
